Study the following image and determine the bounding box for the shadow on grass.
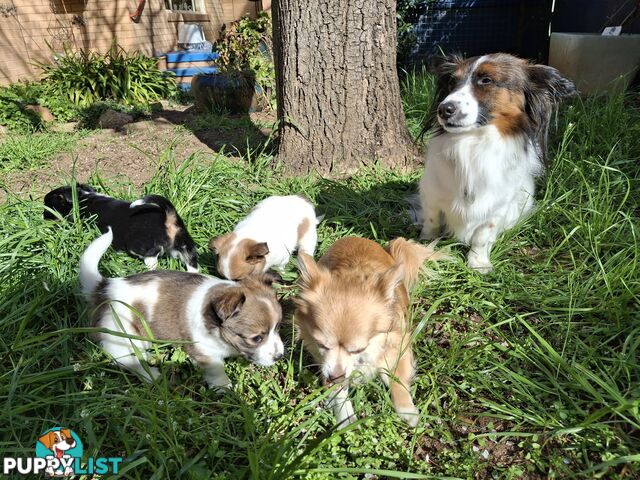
[153,107,276,159]
[314,177,421,241]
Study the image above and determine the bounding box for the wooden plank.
[164,52,220,63]
[167,66,218,76]
[166,60,218,69]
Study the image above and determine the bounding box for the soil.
[1,105,276,202]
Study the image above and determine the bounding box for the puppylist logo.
[2,427,123,477]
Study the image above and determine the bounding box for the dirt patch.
[1,107,276,202]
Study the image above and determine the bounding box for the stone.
[97,109,134,130]
[123,121,150,135]
[24,104,55,122]
[51,122,78,133]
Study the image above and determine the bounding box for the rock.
[97,109,134,130]
[123,121,150,135]
[24,104,55,122]
[51,121,78,133]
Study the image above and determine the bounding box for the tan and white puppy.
[209,195,320,280]
[80,228,284,387]
[294,237,446,427]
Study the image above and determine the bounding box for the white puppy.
[209,195,320,280]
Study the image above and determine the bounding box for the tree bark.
[272,0,417,175]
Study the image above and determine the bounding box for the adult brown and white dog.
[80,228,284,387]
[419,53,576,273]
[294,237,446,427]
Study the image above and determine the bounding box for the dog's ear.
[524,65,576,165]
[212,288,246,322]
[77,184,96,194]
[375,264,405,303]
[38,431,56,450]
[246,242,269,263]
[297,252,328,288]
[209,233,232,254]
[259,270,283,286]
[528,64,577,100]
[46,188,73,205]
[434,53,464,97]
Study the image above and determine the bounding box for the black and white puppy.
[419,53,576,273]
[44,184,198,271]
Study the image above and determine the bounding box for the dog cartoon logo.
[35,427,83,477]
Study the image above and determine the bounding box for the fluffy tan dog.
[294,236,446,427]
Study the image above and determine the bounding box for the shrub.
[37,43,178,107]
[397,0,432,65]
[216,12,275,105]
[0,81,80,131]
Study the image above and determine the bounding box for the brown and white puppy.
[209,195,320,280]
[294,236,446,427]
[80,228,284,387]
[419,53,576,273]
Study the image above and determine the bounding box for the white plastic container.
[549,33,640,95]
[178,23,205,45]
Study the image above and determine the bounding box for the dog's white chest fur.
[419,125,541,272]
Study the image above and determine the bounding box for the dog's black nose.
[274,352,283,361]
[66,438,75,445]
[438,101,458,120]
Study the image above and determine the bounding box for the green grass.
[0,130,87,173]
[0,79,638,479]
[401,67,438,142]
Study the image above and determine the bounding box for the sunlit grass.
[0,77,638,479]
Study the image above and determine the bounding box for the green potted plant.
[192,12,274,113]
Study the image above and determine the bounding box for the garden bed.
[0,107,276,202]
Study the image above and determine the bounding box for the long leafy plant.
[37,43,177,106]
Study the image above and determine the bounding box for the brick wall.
[0,0,264,85]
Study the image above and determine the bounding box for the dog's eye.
[316,342,328,350]
[252,335,263,343]
[348,347,366,355]
[477,76,493,86]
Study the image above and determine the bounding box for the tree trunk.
[272,0,417,175]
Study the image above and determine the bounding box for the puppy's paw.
[419,226,436,240]
[396,405,420,427]
[334,400,357,428]
[204,373,232,391]
[468,254,492,274]
[144,256,159,270]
